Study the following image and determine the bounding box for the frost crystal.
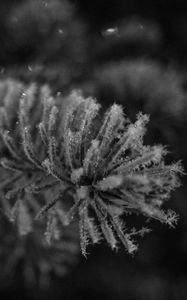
[0,80,183,256]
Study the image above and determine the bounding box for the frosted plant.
[0,79,183,258]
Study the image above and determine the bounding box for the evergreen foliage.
[0,79,183,257]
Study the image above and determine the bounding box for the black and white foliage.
[0,79,183,257]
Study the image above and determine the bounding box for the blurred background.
[0,0,187,299]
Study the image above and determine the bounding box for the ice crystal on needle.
[0,79,183,256]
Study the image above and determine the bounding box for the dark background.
[0,1,187,299]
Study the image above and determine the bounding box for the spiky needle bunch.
[0,79,183,256]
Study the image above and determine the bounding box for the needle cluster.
[0,79,183,256]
